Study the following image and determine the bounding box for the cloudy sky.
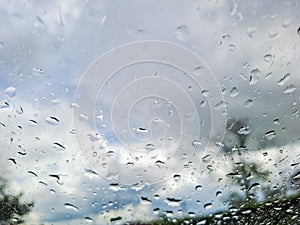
[0,0,300,224]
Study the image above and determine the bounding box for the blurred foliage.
[0,177,34,225]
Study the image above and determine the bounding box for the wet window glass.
[0,1,299,224]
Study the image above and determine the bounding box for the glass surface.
[0,1,299,224]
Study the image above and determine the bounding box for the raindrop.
[165,197,182,207]
[34,16,46,29]
[45,116,60,125]
[0,41,3,48]
[204,202,212,209]
[263,54,272,62]
[145,143,156,151]
[249,182,260,190]
[31,67,44,76]
[4,86,16,98]
[192,140,202,147]
[228,44,237,51]
[173,174,181,182]
[244,99,253,108]
[229,87,239,97]
[269,31,278,39]
[283,84,296,94]
[64,203,79,211]
[79,114,88,121]
[297,26,300,36]
[85,217,94,223]
[193,66,205,77]
[247,27,257,38]
[174,25,190,41]
[277,73,290,86]
[16,106,24,114]
[281,19,290,28]
[273,119,280,125]
[265,130,276,140]
[195,185,202,191]
[136,127,149,134]
[110,216,122,222]
[237,125,251,135]
[52,142,66,151]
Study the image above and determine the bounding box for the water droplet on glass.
[237,125,251,135]
[193,66,205,77]
[64,203,79,211]
[228,44,237,51]
[79,114,88,121]
[85,217,94,223]
[273,119,280,125]
[4,86,16,98]
[229,87,239,97]
[247,27,257,38]
[283,84,296,94]
[45,116,60,125]
[173,174,181,182]
[31,67,44,76]
[244,99,253,108]
[145,143,156,151]
[195,185,202,191]
[281,19,290,28]
[269,31,278,39]
[204,202,212,209]
[165,197,182,207]
[263,54,272,62]
[277,73,291,86]
[174,25,190,41]
[0,41,4,48]
[265,130,276,140]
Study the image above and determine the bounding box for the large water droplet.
[4,86,16,98]
[283,84,296,94]
[265,130,276,140]
[64,203,79,211]
[45,117,60,125]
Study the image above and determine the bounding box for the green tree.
[222,118,281,207]
[0,177,34,224]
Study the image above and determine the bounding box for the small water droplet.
[237,125,251,135]
[281,19,290,28]
[31,67,44,76]
[85,217,94,223]
[244,99,253,108]
[174,25,190,41]
[277,73,291,86]
[145,143,156,151]
[195,185,202,191]
[273,119,280,125]
[269,31,278,39]
[193,66,205,77]
[4,86,16,98]
[283,84,296,94]
[229,87,239,97]
[228,44,237,51]
[247,27,257,38]
[263,54,272,62]
[45,116,60,125]
[79,114,88,121]
[173,174,181,182]
[204,202,212,209]
[265,130,276,140]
